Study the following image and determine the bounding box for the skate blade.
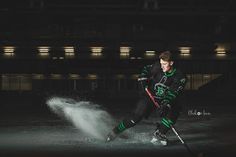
[150,137,167,146]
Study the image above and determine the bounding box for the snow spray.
[47,97,115,140]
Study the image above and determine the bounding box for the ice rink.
[0,97,236,157]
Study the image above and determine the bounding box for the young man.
[106,51,187,146]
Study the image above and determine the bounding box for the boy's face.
[160,59,173,72]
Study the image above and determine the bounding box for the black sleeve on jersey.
[163,71,187,105]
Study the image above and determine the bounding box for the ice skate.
[106,130,118,142]
[150,129,168,146]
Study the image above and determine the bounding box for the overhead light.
[120,52,130,56]
[3,52,15,57]
[64,46,75,58]
[91,47,103,53]
[65,52,75,57]
[120,47,131,53]
[4,46,15,53]
[64,46,74,53]
[215,47,226,56]
[179,47,191,56]
[215,43,228,57]
[90,47,103,57]
[120,52,129,58]
[3,46,15,57]
[50,74,62,79]
[216,50,226,56]
[39,52,49,57]
[69,74,80,79]
[145,50,156,57]
[203,74,210,78]
[88,74,97,80]
[216,50,226,54]
[216,47,226,53]
[38,46,50,53]
[216,53,226,56]
[32,74,45,80]
[91,52,102,57]
[52,56,64,60]
[120,46,131,58]
[38,46,50,57]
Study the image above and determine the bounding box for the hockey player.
[106,51,187,146]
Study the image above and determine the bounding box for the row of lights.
[179,45,227,57]
[8,74,140,80]
[2,45,228,58]
[2,73,220,80]
[1,46,148,59]
[1,46,76,58]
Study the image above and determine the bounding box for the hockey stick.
[145,87,198,157]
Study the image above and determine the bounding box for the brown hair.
[159,51,173,61]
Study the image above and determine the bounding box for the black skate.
[106,130,118,142]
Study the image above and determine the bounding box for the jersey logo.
[154,83,169,99]
[154,75,168,98]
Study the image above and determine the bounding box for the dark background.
[1,0,236,109]
[0,1,236,157]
